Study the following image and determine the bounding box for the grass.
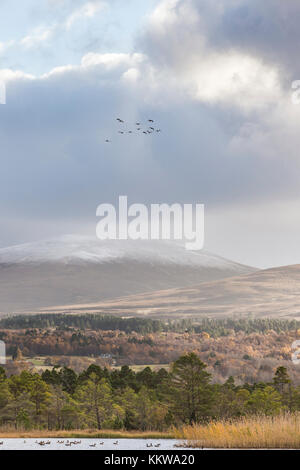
[0,429,174,439]
[17,356,170,373]
[4,415,300,446]
[176,414,300,448]
[113,364,170,372]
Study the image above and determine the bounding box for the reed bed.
[177,414,300,448]
[0,429,174,439]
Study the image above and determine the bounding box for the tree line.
[0,353,299,431]
[1,314,299,336]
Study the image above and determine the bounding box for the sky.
[0,0,300,268]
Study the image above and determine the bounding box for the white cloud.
[0,1,106,56]
[142,0,285,113]
[122,67,141,83]
[148,0,182,31]
[80,52,144,69]
[20,25,57,49]
[65,1,105,30]
[40,52,146,81]
[187,52,282,111]
[0,68,35,83]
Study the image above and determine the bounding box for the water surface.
[0,438,201,451]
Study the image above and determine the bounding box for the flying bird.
[105,139,110,142]
[113,118,162,138]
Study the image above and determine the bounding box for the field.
[113,364,170,372]
[34,264,300,321]
[4,354,170,375]
[177,414,300,449]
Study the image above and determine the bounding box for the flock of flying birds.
[105,118,161,142]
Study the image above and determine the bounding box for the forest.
[1,314,299,336]
[1,315,300,384]
[0,353,299,431]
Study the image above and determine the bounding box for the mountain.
[0,235,255,314]
[53,263,300,320]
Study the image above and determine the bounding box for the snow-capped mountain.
[0,235,251,269]
[0,235,255,314]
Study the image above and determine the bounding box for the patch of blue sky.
[0,0,159,75]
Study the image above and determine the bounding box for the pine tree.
[167,352,214,424]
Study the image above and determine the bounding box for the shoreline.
[0,430,174,439]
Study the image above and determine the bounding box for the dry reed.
[176,414,300,449]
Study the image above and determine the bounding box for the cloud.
[1,0,300,267]
[145,0,300,69]
[80,51,144,69]
[20,25,57,49]
[65,1,105,30]
[0,68,35,82]
[0,46,297,217]
[141,0,287,112]
[0,0,106,55]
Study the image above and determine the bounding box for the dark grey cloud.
[0,58,298,225]
[141,0,300,77]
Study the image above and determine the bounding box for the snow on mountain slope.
[0,235,256,314]
[0,235,251,270]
